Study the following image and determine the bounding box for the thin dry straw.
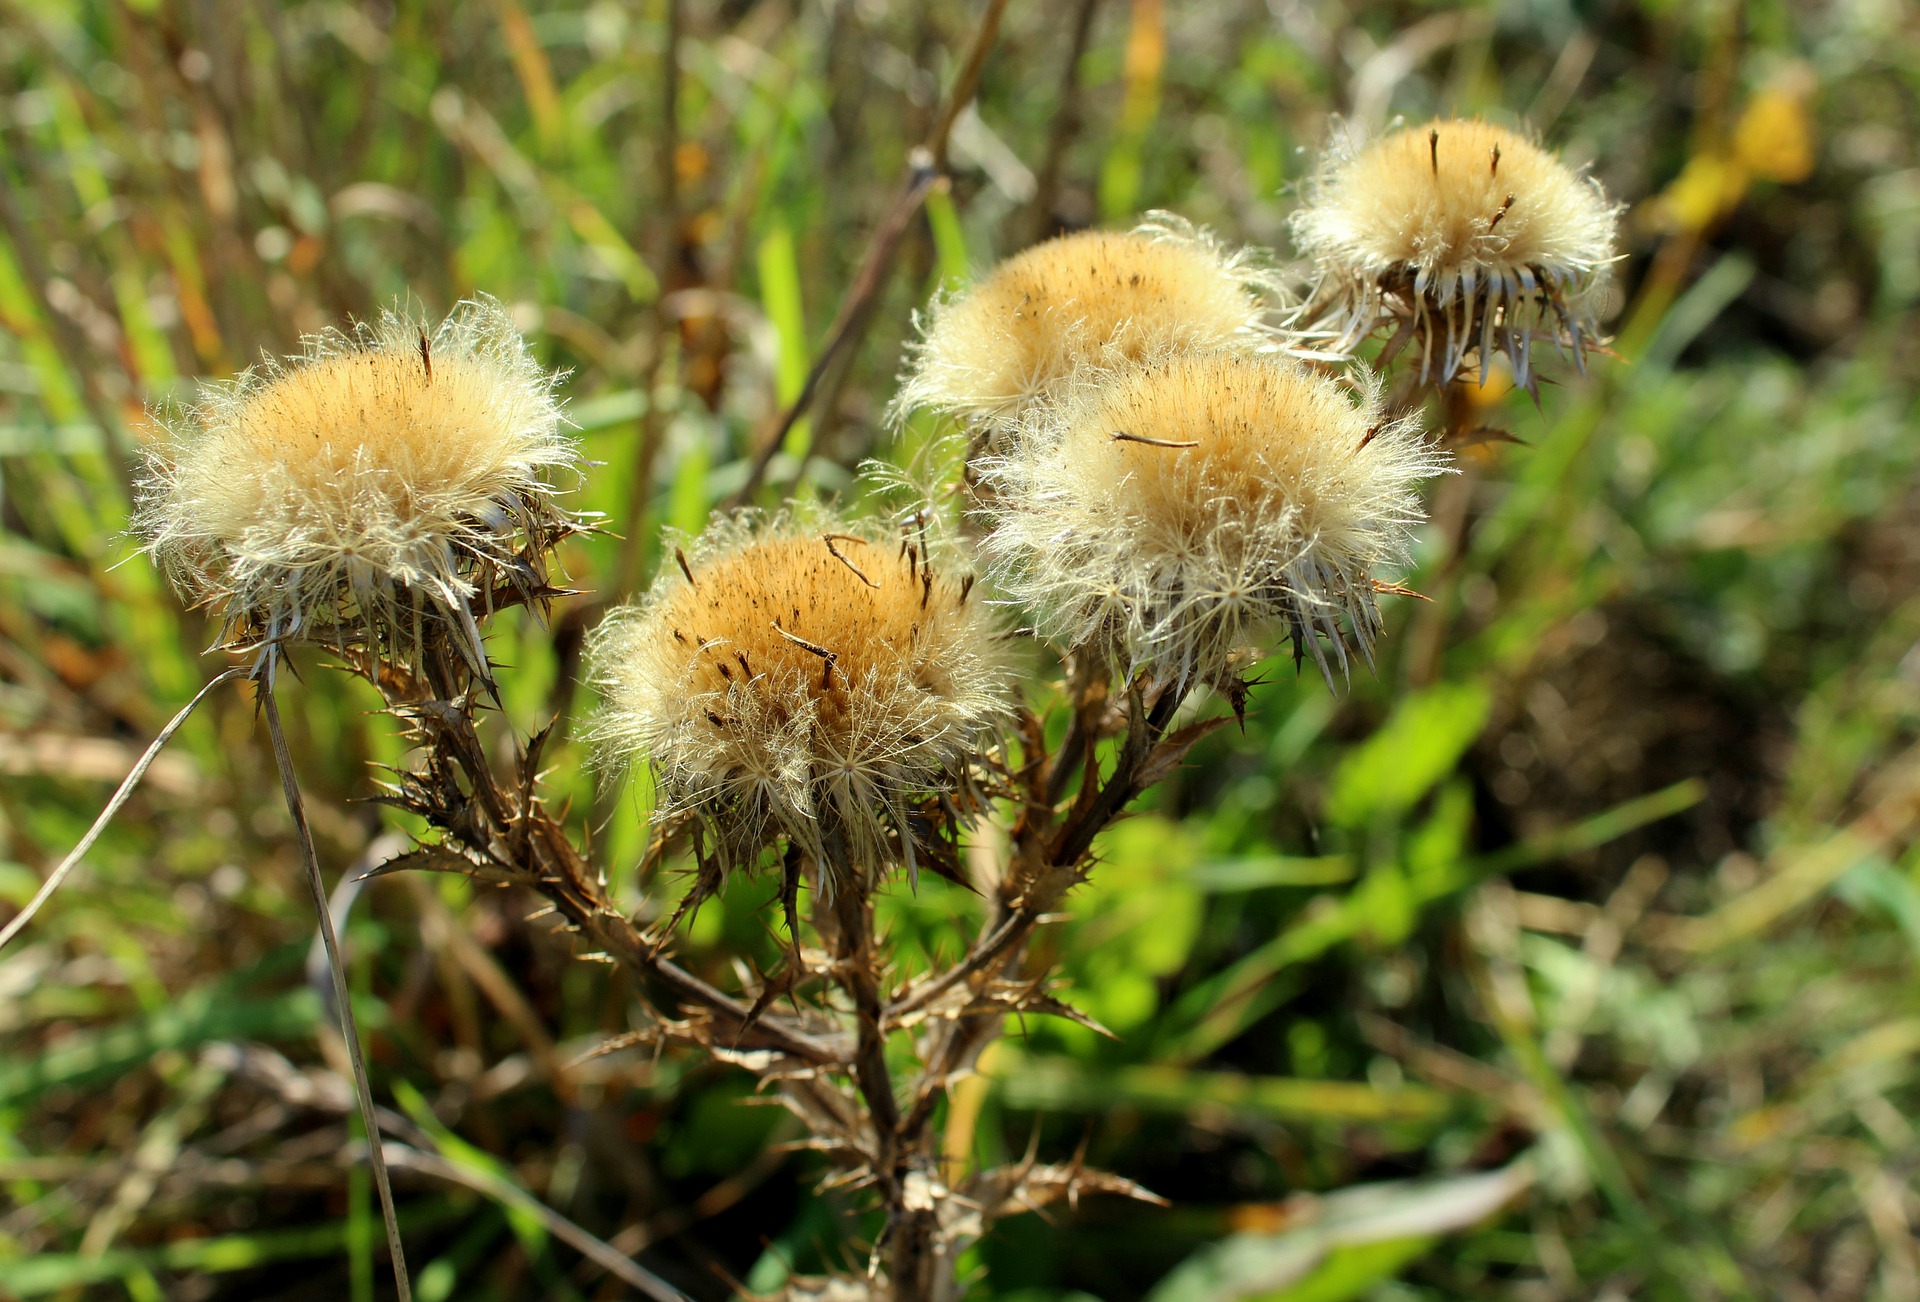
[0,664,246,953]
[383,1144,689,1301]
[261,673,413,1302]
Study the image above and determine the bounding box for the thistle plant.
[129,298,583,1302]
[7,97,1621,1302]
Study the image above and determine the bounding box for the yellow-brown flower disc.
[981,352,1447,689]
[895,216,1279,431]
[588,513,1013,882]
[134,297,577,660]
[1291,120,1618,387]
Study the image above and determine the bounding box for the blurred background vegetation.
[2,0,1917,1298]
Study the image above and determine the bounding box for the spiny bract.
[894,215,1279,433]
[133,297,577,665]
[587,511,1013,886]
[1290,119,1619,388]
[980,352,1447,692]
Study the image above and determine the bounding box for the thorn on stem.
[418,330,432,383]
[1371,578,1433,603]
[1488,193,1515,231]
[1430,128,1440,174]
[675,546,696,586]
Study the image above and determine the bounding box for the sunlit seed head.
[894,215,1281,433]
[1290,119,1619,388]
[587,511,1013,886]
[133,297,578,663]
[980,352,1447,691]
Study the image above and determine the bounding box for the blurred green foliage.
[2,0,1919,1299]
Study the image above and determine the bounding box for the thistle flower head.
[894,215,1280,433]
[1290,119,1619,388]
[587,511,1012,886]
[133,297,578,668]
[980,352,1446,692]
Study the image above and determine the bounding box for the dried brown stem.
[833,890,899,1128]
[1014,0,1102,245]
[888,680,1183,1030]
[872,682,1203,1301]
[726,0,1014,507]
[922,0,1013,173]
[357,616,851,1072]
[728,161,942,507]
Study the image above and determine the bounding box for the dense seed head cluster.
[1291,119,1618,387]
[134,298,576,665]
[981,352,1446,690]
[588,513,1012,884]
[894,216,1279,433]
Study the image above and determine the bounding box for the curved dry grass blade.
[382,1143,690,1302]
[0,665,246,953]
[261,680,413,1302]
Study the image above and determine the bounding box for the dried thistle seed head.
[980,352,1447,691]
[894,215,1280,433]
[133,297,578,666]
[588,512,1012,886]
[1290,119,1619,389]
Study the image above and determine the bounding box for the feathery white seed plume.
[1289,119,1620,389]
[980,351,1448,692]
[894,214,1283,435]
[587,509,1014,887]
[133,296,578,666]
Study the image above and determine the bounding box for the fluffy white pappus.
[586,510,1014,888]
[892,214,1284,434]
[133,297,578,666]
[1289,119,1620,389]
[979,352,1448,693]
